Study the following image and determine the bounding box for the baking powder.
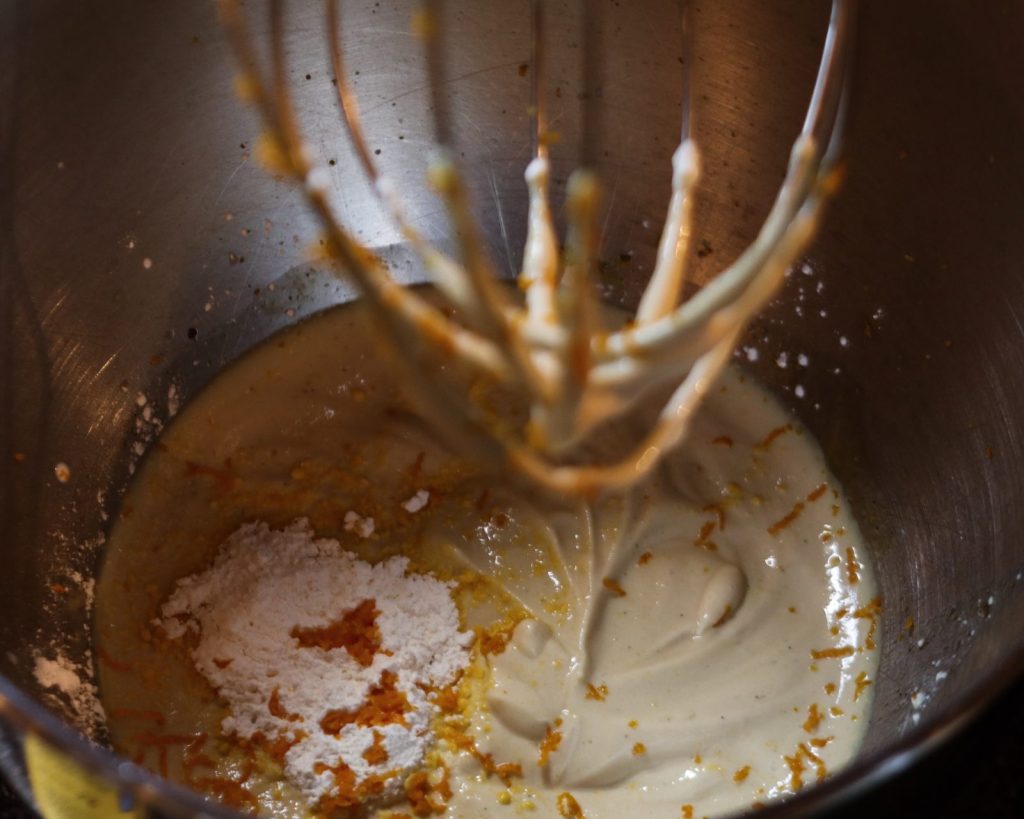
[158,519,472,807]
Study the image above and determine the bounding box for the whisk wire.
[520,1,561,356]
[224,0,515,383]
[221,0,855,493]
[678,0,694,145]
[577,0,604,172]
[530,0,549,163]
[422,0,453,150]
[326,0,486,319]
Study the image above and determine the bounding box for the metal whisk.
[218,0,854,494]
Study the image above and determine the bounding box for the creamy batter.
[95,296,879,818]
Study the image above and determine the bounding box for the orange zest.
[538,722,563,766]
[602,577,627,597]
[290,598,383,667]
[320,670,410,735]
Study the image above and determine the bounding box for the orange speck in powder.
[632,743,647,756]
[405,767,452,816]
[313,761,359,811]
[682,805,695,819]
[733,765,751,783]
[602,577,627,597]
[267,687,302,722]
[290,598,383,667]
[585,683,609,701]
[363,730,389,766]
[320,670,409,735]
[712,435,734,447]
[638,551,653,566]
[314,760,400,814]
[246,729,308,765]
[432,685,460,713]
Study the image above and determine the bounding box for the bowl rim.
[1,644,1022,818]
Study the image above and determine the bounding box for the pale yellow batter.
[95,296,879,818]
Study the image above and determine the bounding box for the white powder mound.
[158,519,473,806]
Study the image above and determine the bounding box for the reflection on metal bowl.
[1,0,1022,817]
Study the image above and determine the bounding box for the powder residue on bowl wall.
[32,651,106,737]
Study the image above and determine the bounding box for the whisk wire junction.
[218,0,855,494]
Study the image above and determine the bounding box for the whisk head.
[218,0,854,494]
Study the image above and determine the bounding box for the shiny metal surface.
[1,1,1023,817]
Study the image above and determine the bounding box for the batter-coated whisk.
[219,0,854,493]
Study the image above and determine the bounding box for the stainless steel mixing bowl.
[2,0,1022,817]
